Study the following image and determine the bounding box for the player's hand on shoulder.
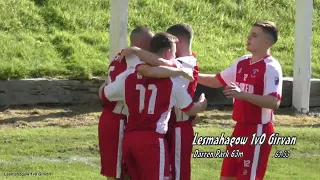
[181,68,194,82]
[119,47,137,61]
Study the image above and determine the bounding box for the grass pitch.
[0,105,319,179]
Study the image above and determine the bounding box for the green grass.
[0,125,319,179]
[0,0,319,80]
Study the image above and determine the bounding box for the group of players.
[98,20,283,180]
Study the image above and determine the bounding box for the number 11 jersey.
[103,68,194,134]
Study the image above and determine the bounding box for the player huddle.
[98,21,283,180]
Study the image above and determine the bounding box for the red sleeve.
[216,73,228,87]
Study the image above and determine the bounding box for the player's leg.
[219,148,237,180]
[236,123,274,180]
[173,122,193,180]
[98,110,114,177]
[255,123,274,179]
[166,125,175,179]
[98,111,126,178]
[121,172,131,180]
[166,109,177,179]
[220,125,240,179]
[133,132,170,180]
[122,133,140,180]
[122,155,139,180]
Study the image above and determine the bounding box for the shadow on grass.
[199,106,320,128]
[0,103,102,126]
[274,124,320,128]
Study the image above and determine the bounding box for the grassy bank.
[0,0,319,80]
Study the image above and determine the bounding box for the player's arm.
[198,73,223,88]
[102,79,125,102]
[173,78,207,116]
[224,65,282,110]
[240,93,281,110]
[184,93,207,116]
[122,46,177,67]
[125,54,193,80]
[241,65,282,109]
[198,61,237,88]
[99,70,131,102]
[98,80,108,99]
[180,93,207,116]
[136,64,194,81]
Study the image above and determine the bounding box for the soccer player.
[119,23,199,180]
[101,32,207,180]
[98,26,193,180]
[165,24,199,180]
[97,26,153,180]
[198,20,282,180]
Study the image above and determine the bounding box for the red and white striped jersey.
[216,54,283,124]
[103,68,194,134]
[172,54,199,122]
[102,50,141,115]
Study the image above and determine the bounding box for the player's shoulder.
[176,55,197,61]
[112,49,124,61]
[116,67,136,81]
[126,54,144,68]
[264,56,282,72]
[110,50,126,66]
[110,49,128,64]
[175,55,197,68]
[264,56,281,66]
[237,54,252,62]
[176,55,197,63]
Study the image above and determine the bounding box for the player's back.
[124,72,177,134]
[102,50,128,114]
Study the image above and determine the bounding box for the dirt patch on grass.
[0,104,102,129]
[0,105,319,129]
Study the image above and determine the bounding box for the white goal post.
[292,0,313,113]
[109,0,128,61]
[109,0,313,113]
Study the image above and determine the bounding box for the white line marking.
[0,156,101,168]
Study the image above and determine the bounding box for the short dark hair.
[253,20,279,44]
[150,32,178,54]
[166,23,193,43]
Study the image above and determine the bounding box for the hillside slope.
[0,0,319,79]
